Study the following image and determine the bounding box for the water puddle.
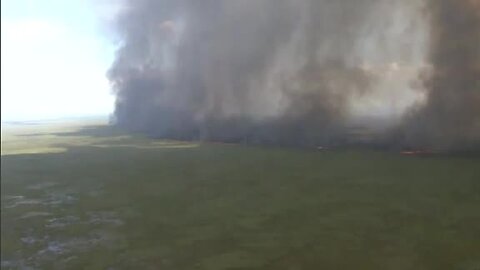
[3,192,78,209]
[45,216,81,229]
[3,196,43,209]
[43,193,77,206]
[20,212,52,219]
[2,188,124,268]
[87,211,124,226]
[3,229,122,269]
[27,182,57,190]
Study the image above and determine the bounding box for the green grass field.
[2,120,480,269]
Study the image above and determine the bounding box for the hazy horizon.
[1,0,120,122]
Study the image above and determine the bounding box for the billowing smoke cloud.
[399,0,480,151]
[108,0,479,150]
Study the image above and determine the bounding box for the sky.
[1,0,120,121]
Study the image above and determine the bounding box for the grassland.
[1,120,480,269]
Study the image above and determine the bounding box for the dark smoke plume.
[108,0,479,150]
[400,0,480,151]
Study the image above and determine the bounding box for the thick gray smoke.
[108,0,479,150]
[399,0,480,151]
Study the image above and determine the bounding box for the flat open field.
[2,120,480,269]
